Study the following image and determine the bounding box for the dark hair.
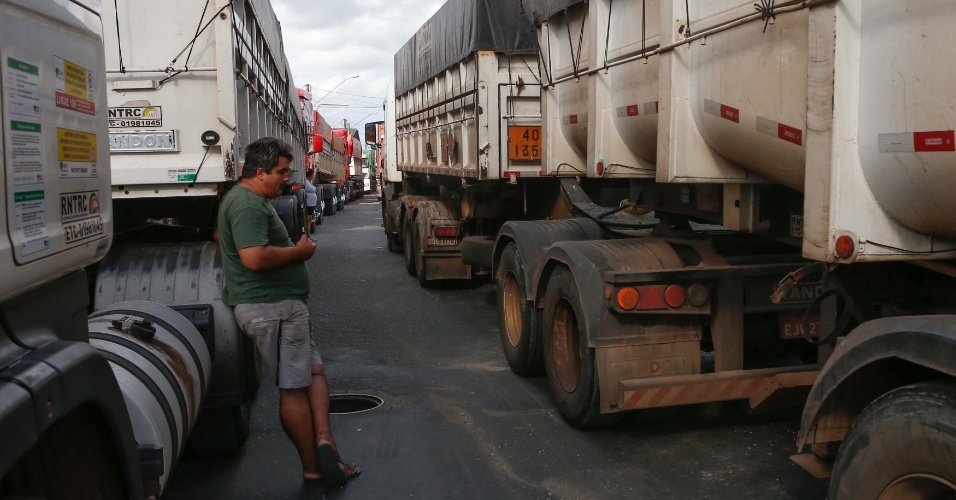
[241,137,294,178]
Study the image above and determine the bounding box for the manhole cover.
[329,394,383,415]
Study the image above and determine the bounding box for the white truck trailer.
[378,0,546,286]
[98,0,310,457]
[379,0,956,496]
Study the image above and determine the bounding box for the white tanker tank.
[534,0,956,262]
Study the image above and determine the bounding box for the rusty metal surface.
[535,238,702,347]
[790,453,833,479]
[618,365,818,411]
[495,218,603,298]
[750,371,820,409]
[410,199,471,281]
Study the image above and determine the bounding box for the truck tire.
[829,380,956,499]
[542,266,622,428]
[270,194,303,241]
[404,219,417,276]
[323,196,336,216]
[497,243,544,376]
[186,404,251,457]
[1,405,130,499]
[386,232,402,252]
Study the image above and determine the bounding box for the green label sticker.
[11,121,41,133]
[7,57,39,75]
[14,190,44,202]
[178,174,196,182]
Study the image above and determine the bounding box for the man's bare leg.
[279,387,321,481]
[307,364,336,451]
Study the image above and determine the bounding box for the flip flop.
[317,444,361,486]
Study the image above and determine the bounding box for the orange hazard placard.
[507,126,541,161]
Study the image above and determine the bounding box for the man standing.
[218,137,359,485]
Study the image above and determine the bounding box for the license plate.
[507,126,541,161]
[778,311,820,340]
[426,236,457,247]
[109,130,179,153]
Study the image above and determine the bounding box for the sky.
[271,0,446,138]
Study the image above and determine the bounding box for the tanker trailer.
[498,0,956,497]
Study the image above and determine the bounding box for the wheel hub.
[552,298,581,393]
[880,473,956,499]
[503,272,522,348]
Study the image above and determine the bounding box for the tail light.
[664,285,686,308]
[616,287,640,310]
[433,225,459,238]
[835,234,855,259]
[611,284,702,311]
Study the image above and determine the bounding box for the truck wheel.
[186,404,251,456]
[386,232,402,252]
[404,219,417,276]
[542,266,622,428]
[323,198,334,216]
[829,380,956,499]
[497,243,543,376]
[1,406,129,498]
[415,212,432,287]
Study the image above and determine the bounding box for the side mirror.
[365,121,384,146]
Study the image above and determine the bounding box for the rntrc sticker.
[61,190,103,245]
[108,106,162,128]
[61,191,100,222]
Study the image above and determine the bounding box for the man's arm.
[238,235,316,271]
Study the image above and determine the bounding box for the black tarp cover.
[521,0,587,26]
[394,0,538,96]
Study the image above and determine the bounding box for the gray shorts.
[233,299,322,389]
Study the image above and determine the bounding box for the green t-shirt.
[218,184,309,306]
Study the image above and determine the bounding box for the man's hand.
[238,236,315,271]
[295,234,317,260]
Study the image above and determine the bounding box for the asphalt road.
[162,198,828,499]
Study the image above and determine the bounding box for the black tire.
[404,217,417,276]
[829,380,956,499]
[315,204,324,225]
[415,212,433,287]
[386,232,402,252]
[497,243,544,376]
[186,404,252,457]
[323,197,335,216]
[1,405,129,498]
[542,266,622,428]
[294,189,307,240]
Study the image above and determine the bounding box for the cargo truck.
[339,128,364,201]
[377,0,543,282]
[313,110,347,215]
[101,0,315,463]
[375,0,956,496]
